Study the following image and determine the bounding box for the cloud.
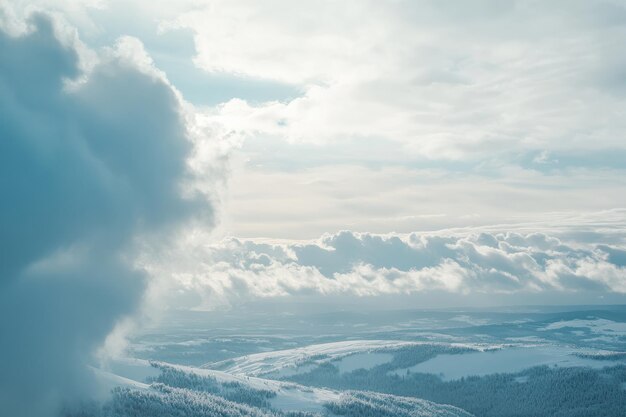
[6,2,625,241]
[145,226,626,310]
[171,0,626,159]
[0,14,221,416]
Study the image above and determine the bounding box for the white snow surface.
[203,339,418,376]
[540,318,626,335]
[99,357,160,383]
[93,353,474,416]
[96,358,341,413]
[334,352,394,373]
[168,362,342,412]
[96,359,473,416]
[391,345,625,381]
[90,366,150,400]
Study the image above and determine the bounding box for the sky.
[1,0,625,306]
[1,1,626,414]
[5,1,626,236]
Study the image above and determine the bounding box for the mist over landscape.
[1,1,626,416]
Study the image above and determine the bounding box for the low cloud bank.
[148,228,626,309]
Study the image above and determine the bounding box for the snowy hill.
[201,339,505,379]
[203,340,421,377]
[82,357,473,417]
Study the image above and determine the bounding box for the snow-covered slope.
[329,391,474,417]
[90,366,150,400]
[540,318,626,336]
[91,357,473,417]
[157,362,341,413]
[203,339,417,376]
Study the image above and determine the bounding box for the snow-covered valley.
[70,306,626,417]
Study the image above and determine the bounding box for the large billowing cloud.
[0,14,220,416]
[146,222,626,310]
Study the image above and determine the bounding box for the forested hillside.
[288,362,626,417]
